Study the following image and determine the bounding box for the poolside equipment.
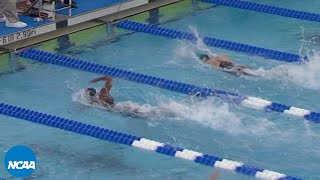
[19,48,320,123]
[23,0,55,19]
[0,102,302,180]
[23,0,76,20]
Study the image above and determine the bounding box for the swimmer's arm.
[90,76,112,83]
[90,76,112,91]
[104,78,112,91]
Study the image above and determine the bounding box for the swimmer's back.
[99,87,114,107]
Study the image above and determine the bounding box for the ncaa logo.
[4,145,36,178]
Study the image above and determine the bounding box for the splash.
[157,98,245,134]
[247,52,320,90]
[299,26,320,54]
[190,26,218,58]
[174,26,217,61]
[72,90,280,136]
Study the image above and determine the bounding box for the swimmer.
[199,54,254,76]
[86,76,115,108]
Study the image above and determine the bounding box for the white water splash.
[299,26,320,55]
[190,26,218,58]
[174,41,198,60]
[72,90,280,135]
[174,26,217,61]
[247,52,320,90]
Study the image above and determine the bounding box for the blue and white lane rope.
[115,20,304,63]
[0,103,302,180]
[202,0,320,23]
[19,49,320,123]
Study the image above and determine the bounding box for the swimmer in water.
[199,54,253,76]
[86,76,115,108]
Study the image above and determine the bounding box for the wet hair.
[86,88,96,97]
[200,54,210,61]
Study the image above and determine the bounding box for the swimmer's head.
[200,54,210,61]
[86,88,96,97]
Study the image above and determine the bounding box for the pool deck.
[0,0,181,54]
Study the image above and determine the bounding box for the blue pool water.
[1,1,320,179]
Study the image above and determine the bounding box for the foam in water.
[175,26,218,59]
[72,90,283,136]
[72,90,240,131]
[191,26,218,58]
[243,27,320,89]
[248,52,320,90]
[173,26,320,89]
[299,26,320,55]
[173,26,218,72]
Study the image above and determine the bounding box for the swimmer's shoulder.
[207,59,221,67]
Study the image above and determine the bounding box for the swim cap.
[200,54,210,61]
[86,88,96,96]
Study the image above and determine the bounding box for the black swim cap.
[86,88,96,96]
[200,54,210,61]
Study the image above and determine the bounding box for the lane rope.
[202,0,320,23]
[19,49,320,123]
[0,102,302,180]
[18,49,320,123]
[115,20,305,62]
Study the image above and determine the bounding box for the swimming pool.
[1,0,320,179]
